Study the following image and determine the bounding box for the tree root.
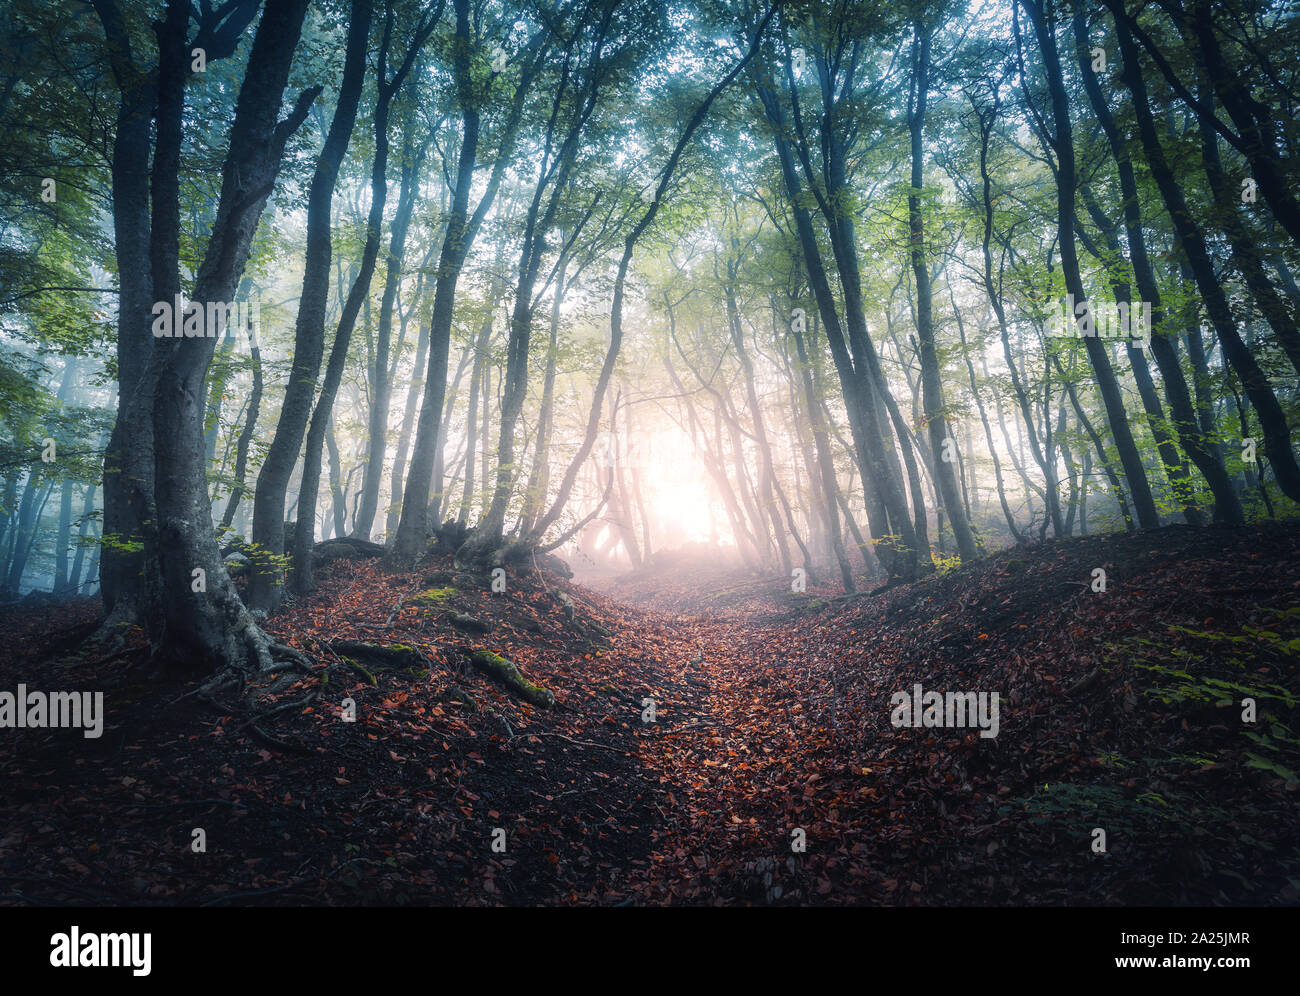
[465,649,555,708]
[313,536,386,562]
[322,640,430,686]
[326,640,428,669]
[269,642,313,672]
[448,612,488,633]
[233,690,319,732]
[84,601,140,655]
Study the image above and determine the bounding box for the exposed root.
[269,642,314,672]
[84,601,140,655]
[465,648,555,708]
[233,690,320,732]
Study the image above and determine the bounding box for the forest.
[0,0,1297,912]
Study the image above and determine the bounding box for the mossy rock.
[467,649,554,708]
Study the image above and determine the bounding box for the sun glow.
[638,426,731,547]
[594,423,733,557]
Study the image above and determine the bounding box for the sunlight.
[616,424,731,549]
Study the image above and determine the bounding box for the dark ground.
[1,521,1297,905]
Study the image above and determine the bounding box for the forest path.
[585,572,880,905]
[624,609,851,904]
[595,523,1300,906]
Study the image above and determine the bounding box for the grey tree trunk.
[1107,2,1300,500]
[247,0,371,610]
[1021,0,1159,529]
[908,20,978,563]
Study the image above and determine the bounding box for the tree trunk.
[247,0,371,610]
[387,263,437,538]
[908,20,977,562]
[1022,0,1159,529]
[93,0,159,624]
[150,0,316,669]
[68,484,98,595]
[354,123,426,539]
[519,249,567,534]
[292,1,440,592]
[790,300,854,592]
[389,0,512,565]
[1107,2,1300,500]
[1070,0,1242,524]
[219,322,264,532]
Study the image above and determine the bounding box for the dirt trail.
[580,574,882,906]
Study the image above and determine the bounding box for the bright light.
[624,424,731,549]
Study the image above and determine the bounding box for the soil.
[1,521,1296,906]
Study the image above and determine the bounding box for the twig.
[655,720,718,733]
[529,731,625,753]
[383,581,424,629]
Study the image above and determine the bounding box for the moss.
[342,657,377,686]
[468,649,555,708]
[445,686,477,711]
[330,641,426,684]
[411,586,457,606]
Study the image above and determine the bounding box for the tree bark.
[247,0,371,610]
[908,19,978,562]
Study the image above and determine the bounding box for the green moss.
[468,649,555,708]
[446,686,477,711]
[411,586,457,606]
[342,657,377,686]
[472,649,509,668]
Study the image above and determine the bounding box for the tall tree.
[246,0,373,611]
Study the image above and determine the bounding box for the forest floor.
[1,521,1298,906]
